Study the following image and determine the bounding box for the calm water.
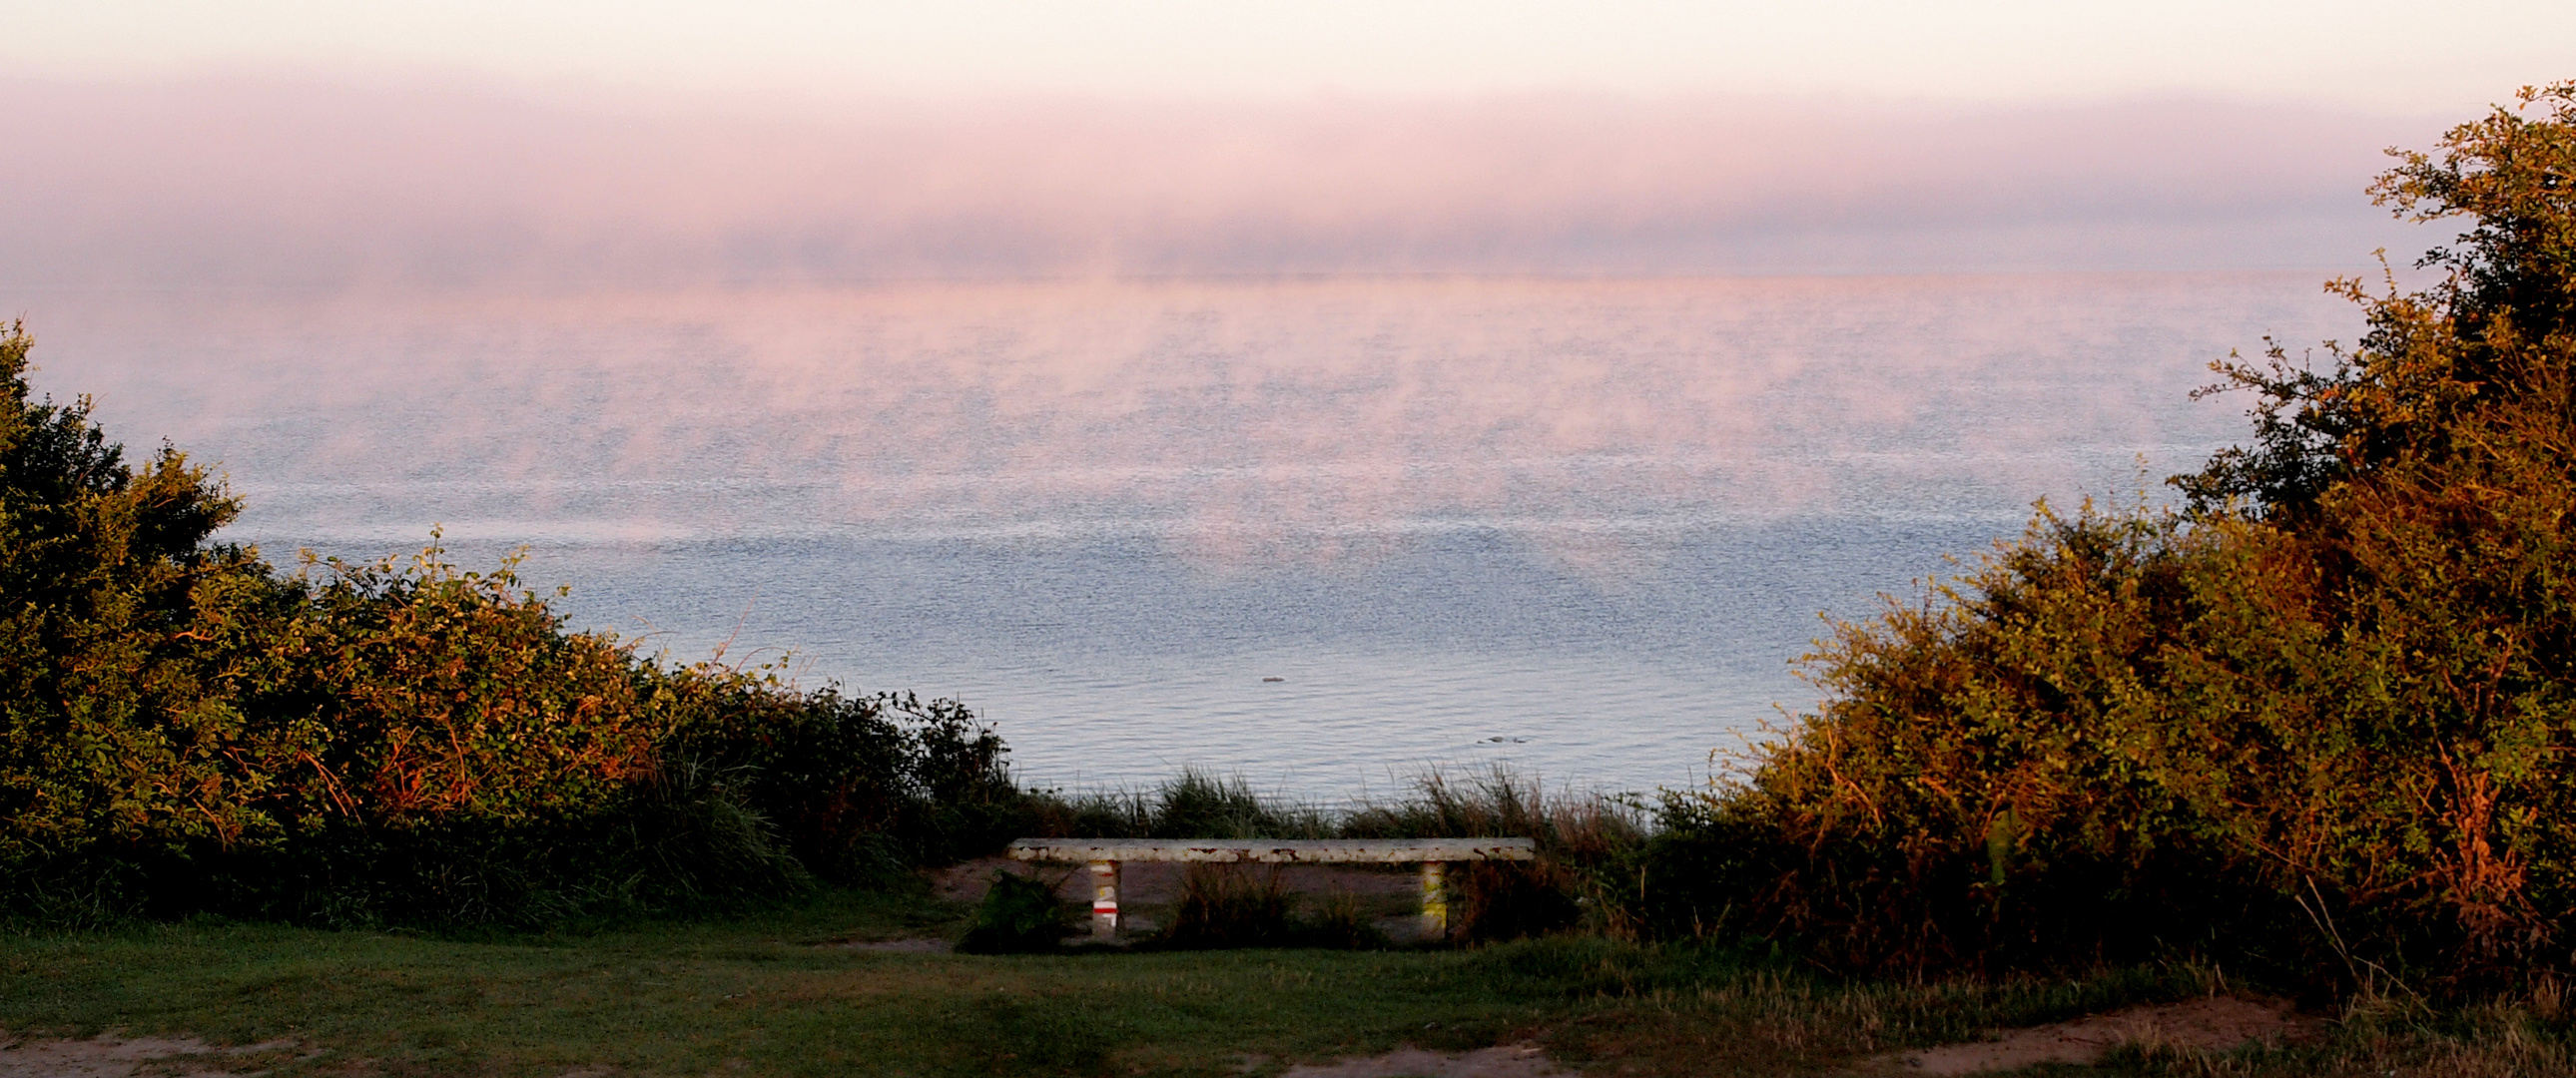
[17,274,2357,799]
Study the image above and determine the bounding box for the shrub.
[1658,83,2576,989]
[0,319,288,913]
[956,870,1076,954]
[655,679,1020,882]
[1650,504,2302,973]
[1454,859,1582,943]
[0,320,1030,925]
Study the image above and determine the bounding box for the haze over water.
[22,271,2358,799]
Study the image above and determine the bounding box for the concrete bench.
[1006,837,1538,939]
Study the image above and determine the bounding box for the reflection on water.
[20,273,2356,798]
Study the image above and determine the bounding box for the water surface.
[18,274,2358,798]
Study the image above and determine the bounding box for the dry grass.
[2101,984,2575,1078]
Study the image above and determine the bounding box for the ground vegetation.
[0,888,2279,1077]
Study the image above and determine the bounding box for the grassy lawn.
[3,882,2554,1077]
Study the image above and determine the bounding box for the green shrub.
[1454,860,1581,943]
[655,678,1020,882]
[0,321,1032,925]
[956,870,1075,954]
[0,319,288,911]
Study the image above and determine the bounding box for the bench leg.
[1420,860,1448,939]
[1088,859,1120,939]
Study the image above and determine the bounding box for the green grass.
[7,882,2552,1077]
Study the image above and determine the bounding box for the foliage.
[0,319,281,916]
[655,680,1020,881]
[2180,82,2576,519]
[956,870,1076,954]
[1660,83,2576,989]
[0,320,1023,925]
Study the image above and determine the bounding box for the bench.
[1006,838,1539,939]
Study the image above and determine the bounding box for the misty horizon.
[3,74,2437,291]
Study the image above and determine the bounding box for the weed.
[1159,864,1298,949]
[958,872,1075,954]
[1302,889,1393,950]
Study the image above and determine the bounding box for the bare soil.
[1882,995,2322,1074]
[0,1034,299,1078]
[1273,1042,1573,1078]
[0,995,2321,1077]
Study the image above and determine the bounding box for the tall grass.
[1023,766,1643,847]
[1019,767,1339,840]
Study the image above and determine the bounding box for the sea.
[14,272,2361,802]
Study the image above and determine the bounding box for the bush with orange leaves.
[1652,83,2576,991]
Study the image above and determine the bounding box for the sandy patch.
[1887,995,2320,1074]
[0,1034,298,1078]
[1279,1042,1572,1078]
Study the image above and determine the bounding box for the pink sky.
[0,75,2436,287]
[6,3,2561,286]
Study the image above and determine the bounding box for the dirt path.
[0,1034,298,1078]
[3,985,2314,1077]
[1276,995,2320,1078]
[1275,1042,1573,1078]
[1884,995,2321,1074]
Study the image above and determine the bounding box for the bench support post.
[1087,859,1120,939]
[1420,860,1448,938]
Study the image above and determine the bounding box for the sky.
[4,3,2571,285]
[11,1,2573,110]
